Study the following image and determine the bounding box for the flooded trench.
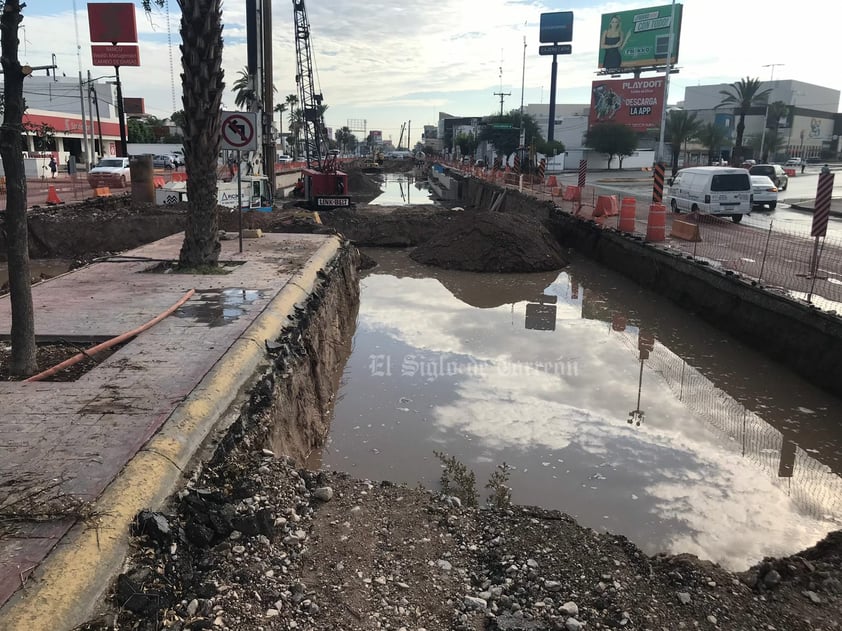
[369,173,435,206]
[313,248,842,570]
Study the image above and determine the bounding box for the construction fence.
[453,163,842,311]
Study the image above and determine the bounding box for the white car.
[785,157,803,167]
[88,157,131,189]
[750,175,778,211]
[277,154,294,163]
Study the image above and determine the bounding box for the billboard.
[88,2,138,43]
[539,12,573,43]
[588,78,665,131]
[598,4,682,71]
[123,98,146,115]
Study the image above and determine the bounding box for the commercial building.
[5,75,124,169]
[681,79,841,161]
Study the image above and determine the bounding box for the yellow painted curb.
[0,236,344,631]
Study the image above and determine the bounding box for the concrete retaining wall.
[464,178,842,398]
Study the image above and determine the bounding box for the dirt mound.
[410,210,567,272]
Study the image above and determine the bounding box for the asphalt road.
[554,165,842,241]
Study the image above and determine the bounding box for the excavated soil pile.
[411,210,568,272]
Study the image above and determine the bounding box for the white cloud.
[22,1,839,145]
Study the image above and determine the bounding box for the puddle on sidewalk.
[175,288,264,327]
[313,248,842,570]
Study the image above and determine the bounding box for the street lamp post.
[759,63,784,162]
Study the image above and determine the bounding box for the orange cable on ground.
[25,288,196,383]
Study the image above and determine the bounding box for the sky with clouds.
[17,1,840,147]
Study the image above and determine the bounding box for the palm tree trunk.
[1,1,38,376]
[178,0,225,267]
[733,114,746,165]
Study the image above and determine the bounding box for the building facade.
[682,80,841,160]
[2,75,123,168]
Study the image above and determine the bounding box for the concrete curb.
[0,236,344,631]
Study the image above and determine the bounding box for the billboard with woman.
[598,4,683,71]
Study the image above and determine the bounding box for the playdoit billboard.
[598,4,682,70]
[588,78,665,131]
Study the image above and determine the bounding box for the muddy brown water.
[313,248,842,571]
[0,259,75,287]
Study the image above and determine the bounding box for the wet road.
[316,248,842,570]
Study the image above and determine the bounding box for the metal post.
[547,54,558,143]
[237,150,243,254]
[77,71,90,170]
[656,0,677,164]
[758,220,773,284]
[519,36,526,192]
[87,70,96,161]
[114,65,128,157]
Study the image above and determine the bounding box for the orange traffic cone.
[46,185,63,205]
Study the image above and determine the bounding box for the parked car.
[667,166,752,223]
[277,154,293,163]
[750,175,778,211]
[749,164,788,190]
[87,157,131,189]
[785,157,803,167]
[153,154,175,169]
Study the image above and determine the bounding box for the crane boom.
[292,0,333,172]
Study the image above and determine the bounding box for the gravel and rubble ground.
[73,413,842,631]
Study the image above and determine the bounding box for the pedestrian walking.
[801,162,806,174]
[48,156,57,179]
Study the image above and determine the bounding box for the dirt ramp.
[410,211,568,272]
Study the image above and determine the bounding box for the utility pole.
[519,36,526,191]
[656,0,676,165]
[261,0,274,186]
[494,65,510,117]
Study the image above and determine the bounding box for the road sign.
[221,111,258,151]
[91,44,140,67]
[539,44,572,56]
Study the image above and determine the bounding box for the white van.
[667,167,752,223]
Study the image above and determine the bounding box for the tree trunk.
[0,1,38,376]
[732,114,746,165]
[178,0,225,267]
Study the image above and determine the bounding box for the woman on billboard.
[600,15,631,70]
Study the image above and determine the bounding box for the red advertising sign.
[91,44,141,67]
[88,2,138,43]
[588,78,665,131]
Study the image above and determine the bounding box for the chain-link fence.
[614,329,842,520]
[536,185,842,309]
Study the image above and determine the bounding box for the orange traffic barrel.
[646,203,666,242]
[594,195,619,217]
[546,175,558,188]
[618,197,636,233]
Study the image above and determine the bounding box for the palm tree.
[761,101,789,162]
[335,126,355,155]
[144,0,226,267]
[665,110,702,175]
[232,67,256,110]
[274,103,287,153]
[717,77,771,165]
[696,122,731,165]
[285,93,299,158]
